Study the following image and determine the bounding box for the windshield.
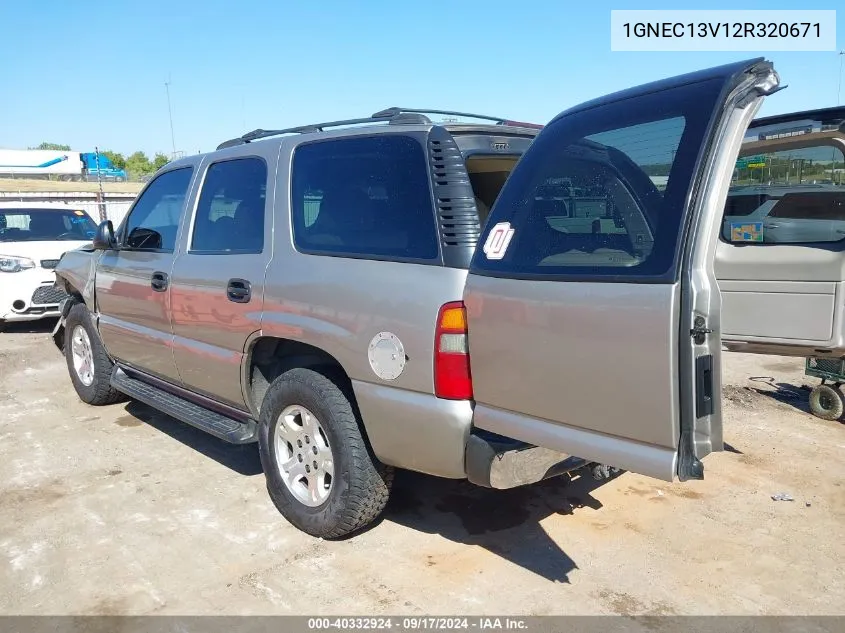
[0,208,98,242]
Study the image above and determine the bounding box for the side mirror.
[125,227,162,250]
[92,220,116,250]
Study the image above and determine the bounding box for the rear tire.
[64,303,123,405]
[258,367,393,539]
[808,384,844,421]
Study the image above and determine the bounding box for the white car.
[0,202,98,330]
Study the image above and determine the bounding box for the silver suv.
[52,58,781,538]
[722,183,845,244]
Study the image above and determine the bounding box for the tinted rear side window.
[471,78,728,282]
[191,157,267,253]
[290,135,439,261]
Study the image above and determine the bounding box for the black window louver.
[427,134,481,250]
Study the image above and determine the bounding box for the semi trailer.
[0,149,127,181]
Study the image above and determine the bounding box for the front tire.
[258,368,393,539]
[64,303,123,405]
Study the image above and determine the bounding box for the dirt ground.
[0,321,842,616]
[0,178,143,194]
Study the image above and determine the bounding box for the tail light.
[434,301,473,400]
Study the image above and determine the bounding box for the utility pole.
[838,50,845,106]
[94,146,106,222]
[165,76,176,157]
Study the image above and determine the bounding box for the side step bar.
[110,367,257,444]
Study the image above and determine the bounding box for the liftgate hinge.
[690,316,713,344]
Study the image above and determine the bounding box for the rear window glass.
[290,135,439,261]
[723,193,771,217]
[470,77,728,281]
[768,192,845,220]
[0,208,97,242]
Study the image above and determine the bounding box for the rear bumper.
[724,339,845,358]
[465,429,587,489]
[351,379,588,486]
[352,380,474,479]
[473,403,678,482]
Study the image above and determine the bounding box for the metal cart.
[805,357,845,420]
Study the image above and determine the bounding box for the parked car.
[0,202,98,331]
[722,183,845,244]
[716,106,845,359]
[52,58,781,538]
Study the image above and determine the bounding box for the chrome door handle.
[227,278,251,303]
[151,271,169,292]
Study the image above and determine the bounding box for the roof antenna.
[164,75,177,158]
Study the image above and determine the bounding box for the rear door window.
[290,134,439,262]
[191,157,267,253]
[471,79,732,282]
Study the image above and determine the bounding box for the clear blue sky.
[0,0,842,157]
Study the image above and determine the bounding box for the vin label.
[610,10,836,51]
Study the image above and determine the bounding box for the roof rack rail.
[216,107,538,150]
[216,116,390,150]
[371,107,507,124]
[216,111,434,150]
[374,108,543,129]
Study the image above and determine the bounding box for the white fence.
[0,191,137,226]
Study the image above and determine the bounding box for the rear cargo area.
[466,156,520,226]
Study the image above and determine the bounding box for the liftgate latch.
[690,316,715,418]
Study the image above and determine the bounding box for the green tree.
[32,142,71,151]
[101,150,126,170]
[152,153,170,171]
[125,151,153,178]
